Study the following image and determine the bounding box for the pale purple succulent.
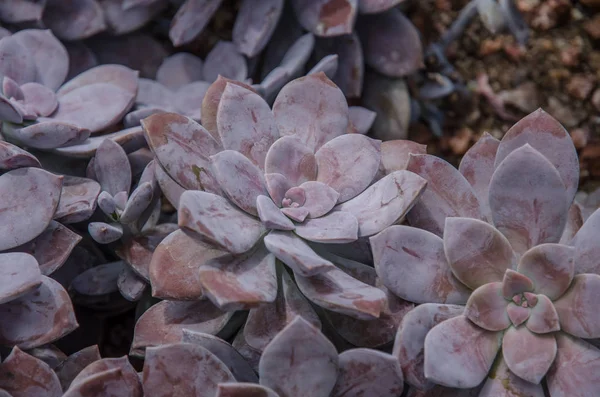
[371,109,600,395]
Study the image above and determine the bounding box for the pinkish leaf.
[119,182,153,223]
[546,333,600,396]
[0,167,62,251]
[264,230,335,276]
[464,282,510,331]
[88,222,123,244]
[315,32,363,97]
[117,266,146,301]
[94,138,132,195]
[458,132,500,219]
[70,261,122,296]
[264,173,292,206]
[507,304,530,327]
[154,163,185,209]
[26,346,68,372]
[0,276,78,349]
[199,245,277,311]
[407,154,484,236]
[141,112,221,192]
[216,83,279,169]
[444,217,515,290]
[281,206,309,222]
[502,326,556,384]
[53,126,145,159]
[216,383,279,397]
[560,203,583,245]
[479,355,545,396]
[58,64,138,98]
[0,346,62,397]
[332,349,404,397]
[273,73,348,152]
[203,41,247,83]
[379,142,428,181]
[553,274,600,338]
[54,176,101,224]
[424,315,502,388]
[259,316,338,397]
[69,356,141,396]
[156,52,203,91]
[358,0,405,13]
[526,294,560,333]
[489,145,568,255]
[348,106,376,134]
[101,0,166,35]
[295,211,359,243]
[11,121,89,149]
[0,36,36,85]
[0,93,23,123]
[233,0,283,57]
[169,0,223,46]
[265,136,317,188]
[0,141,40,169]
[0,252,41,305]
[124,107,168,128]
[3,76,23,100]
[502,269,534,298]
[55,345,101,391]
[296,181,339,218]
[357,9,423,77]
[0,1,45,23]
[63,368,133,397]
[495,109,579,205]
[172,80,210,120]
[256,195,295,230]
[371,225,471,304]
[20,82,58,116]
[43,0,106,40]
[131,299,233,357]
[517,243,574,300]
[136,78,173,109]
[393,303,464,389]
[291,0,357,37]
[573,208,600,274]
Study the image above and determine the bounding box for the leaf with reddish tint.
[407,154,484,236]
[458,132,500,219]
[20,82,58,116]
[43,0,106,40]
[332,349,404,397]
[24,346,66,371]
[69,356,142,396]
[295,211,359,243]
[308,54,339,78]
[560,203,584,245]
[0,36,36,85]
[0,141,40,170]
[348,106,376,134]
[293,181,338,218]
[464,282,510,331]
[154,163,185,209]
[256,195,295,230]
[54,176,101,224]
[502,270,534,298]
[169,0,223,46]
[233,0,283,57]
[0,347,62,397]
[131,298,233,357]
[502,326,556,384]
[292,0,357,37]
[3,76,23,100]
[273,73,348,152]
[59,64,138,98]
[507,306,529,327]
[393,303,465,389]
[217,383,279,397]
[489,145,568,255]
[265,136,317,188]
[155,53,203,91]
[573,208,600,274]
[546,333,600,396]
[0,252,41,304]
[315,32,363,97]
[517,244,574,300]
[203,41,247,84]
[372,225,471,304]
[526,294,560,333]
[444,217,515,290]
[88,222,123,244]
[259,316,338,397]
[0,167,62,251]
[424,315,501,388]
[11,121,89,149]
[117,266,146,301]
[495,109,579,205]
[357,8,423,77]
[53,126,145,159]
[182,330,258,383]
[63,368,133,397]
[0,276,78,349]
[479,355,545,396]
[55,345,102,391]
[264,231,335,276]
[554,274,600,338]
[70,261,123,296]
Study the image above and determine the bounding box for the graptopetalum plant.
[371,109,600,395]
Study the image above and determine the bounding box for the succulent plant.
[370,109,600,395]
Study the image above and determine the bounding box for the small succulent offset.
[371,109,600,395]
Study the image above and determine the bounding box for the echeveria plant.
[371,109,600,395]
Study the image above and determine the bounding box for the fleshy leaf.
[314,33,363,97]
[507,304,531,327]
[10,121,89,150]
[464,282,510,331]
[489,144,568,254]
[154,163,185,209]
[259,316,338,397]
[273,73,348,152]
[0,141,40,169]
[479,355,545,397]
[20,82,58,116]
[407,154,484,236]
[53,126,145,159]
[553,274,600,338]
[0,93,23,123]
[199,245,278,311]
[256,195,295,230]
[65,41,98,81]
[348,106,376,134]
[372,225,471,304]
[444,217,515,290]
[502,326,556,384]
[424,315,501,388]
[172,81,210,120]
[0,2,45,23]
[0,167,62,251]
[0,276,78,349]
[0,252,41,305]
[296,181,339,218]
[118,267,146,301]
[55,345,102,391]
[118,182,153,223]
[101,0,167,36]
[264,230,335,276]
[291,0,357,37]
[43,0,106,40]
[495,109,579,206]
[502,269,534,298]
[4,76,23,100]
[156,53,203,91]
[216,383,279,397]
[88,222,123,244]
[308,54,338,77]
[0,346,62,397]
[332,349,404,397]
[63,368,132,397]
[264,173,291,205]
[0,36,36,85]
[204,41,247,83]
[295,211,358,243]
[517,243,574,300]
[54,176,101,224]
[169,0,222,46]
[526,294,560,333]
[68,356,141,396]
[573,208,600,274]
[58,64,138,98]
[560,203,583,245]
[264,136,317,188]
[70,261,122,296]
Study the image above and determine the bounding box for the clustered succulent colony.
[0,1,598,397]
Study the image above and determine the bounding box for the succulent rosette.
[371,109,600,395]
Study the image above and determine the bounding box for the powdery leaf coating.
[0,141,40,169]
[308,54,339,78]
[172,80,211,120]
[464,282,510,331]
[141,113,221,192]
[4,76,23,100]
[53,176,99,224]
[203,41,247,83]
[233,0,283,57]
[256,195,295,230]
[560,203,584,245]
[494,109,579,206]
[526,294,560,333]
[20,83,57,117]
[479,355,545,397]
[26,345,67,371]
[0,36,36,85]
[216,383,279,397]
[407,154,484,236]
[572,208,600,274]
[372,225,471,304]
[169,0,223,46]
[0,252,41,304]
[295,211,359,243]
[69,356,141,397]
[101,0,166,35]
[53,126,145,159]
[444,217,515,290]
[8,221,81,276]
[553,274,600,338]
[55,345,101,391]
[264,136,317,187]
[507,306,530,327]
[264,231,335,276]
[458,132,500,219]
[502,269,534,298]
[259,316,338,397]
[63,368,132,397]
[119,182,153,223]
[348,106,376,134]
[0,346,62,397]
[517,243,574,300]
[88,222,123,244]
[502,326,556,384]
[332,349,404,397]
[273,73,348,152]
[136,78,172,109]
[0,276,78,349]
[58,64,138,98]
[199,245,278,311]
[154,164,185,209]
[0,1,45,23]
[296,181,339,218]
[0,167,62,251]
[546,333,600,397]
[0,93,23,123]
[424,315,502,388]
[117,266,146,301]
[489,145,568,255]
[43,0,105,40]
[314,32,363,97]
[357,8,423,77]
[292,0,357,37]
[13,121,89,149]
[155,53,202,91]
[70,261,122,296]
